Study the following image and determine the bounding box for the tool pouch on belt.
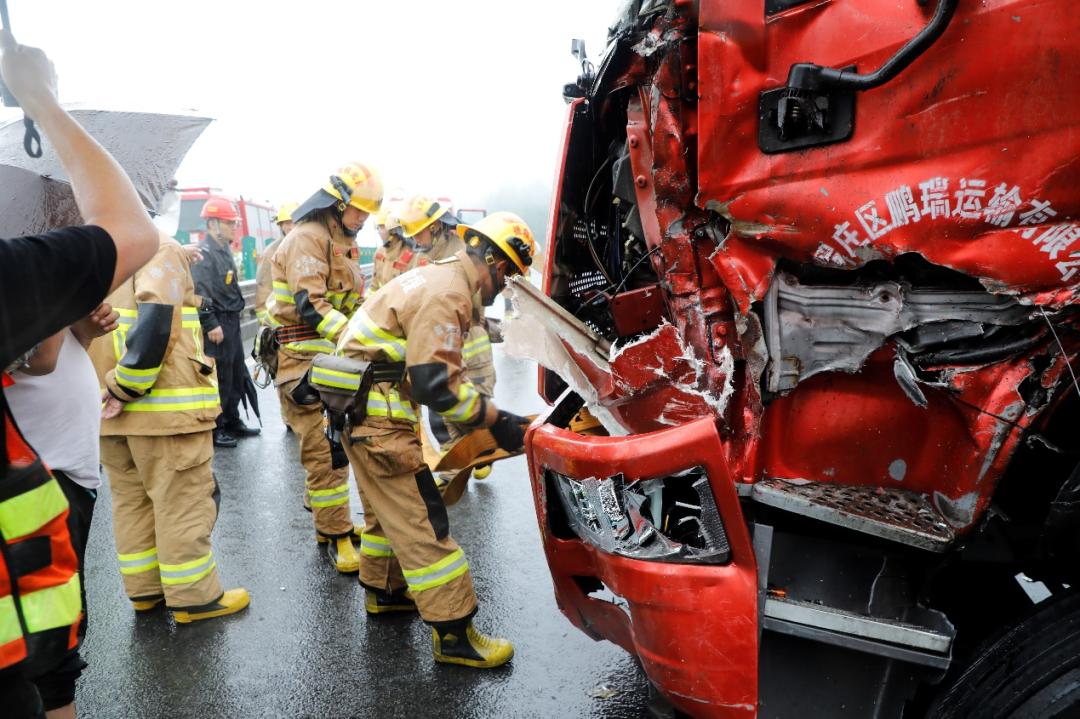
[309,354,374,427]
[252,326,279,379]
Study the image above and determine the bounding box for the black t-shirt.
[0,225,117,370]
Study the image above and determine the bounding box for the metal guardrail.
[239,263,374,345]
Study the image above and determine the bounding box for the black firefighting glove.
[490,410,530,453]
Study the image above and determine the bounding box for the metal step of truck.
[763,595,954,669]
[752,478,956,552]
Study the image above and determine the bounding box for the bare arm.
[0,30,158,292]
[22,331,64,376]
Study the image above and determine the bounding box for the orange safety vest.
[0,372,81,675]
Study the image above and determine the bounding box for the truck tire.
[928,589,1080,719]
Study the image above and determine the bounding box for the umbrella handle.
[22,116,40,157]
[1,0,41,158]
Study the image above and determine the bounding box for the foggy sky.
[1,0,617,243]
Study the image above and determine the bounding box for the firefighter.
[91,232,250,623]
[255,201,299,324]
[370,205,406,293]
[398,194,459,269]
[267,162,382,573]
[401,198,498,486]
[191,197,260,447]
[329,211,534,669]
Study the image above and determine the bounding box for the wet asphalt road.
[76,350,653,718]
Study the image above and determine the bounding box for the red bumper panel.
[526,416,758,717]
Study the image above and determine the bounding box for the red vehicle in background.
[177,186,278,253]
[524,1,1080,717]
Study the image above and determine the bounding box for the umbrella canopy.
[0,108,211,237]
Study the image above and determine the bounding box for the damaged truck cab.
[522,0,1080,716]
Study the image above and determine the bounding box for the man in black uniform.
[191,197,259,447]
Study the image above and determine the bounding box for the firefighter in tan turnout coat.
[399,196,499,486]
[323,212,535,669]
[267,162,382,572]
[91,233,249,623]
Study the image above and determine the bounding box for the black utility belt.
[369,362,406,384]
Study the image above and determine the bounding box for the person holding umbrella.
[191,197,261,447]
[0,29,162,719]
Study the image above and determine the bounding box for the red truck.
[523,1,1080,716]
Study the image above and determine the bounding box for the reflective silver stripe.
[440,383,481,423]
[403,549,469,592]
[347,310,407,360]
[118,548,159,575]
[159,552,216,585]
[360,534,394,557]
[131,390,218,405]
[366,391,417,421]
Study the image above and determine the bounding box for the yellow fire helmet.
[457,211,536,275]
[398,194,450,238]
[373,206,391,228]
[275,201,300,225]
[324,161,384,214]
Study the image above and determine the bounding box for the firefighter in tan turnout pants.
[91,234,249,622]
[326,212,535,669]
[267,163,381,572]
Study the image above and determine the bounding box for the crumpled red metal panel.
[698,0,1080,309]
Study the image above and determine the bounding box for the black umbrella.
[0,108,211,236]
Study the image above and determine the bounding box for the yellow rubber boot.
[365,587,418,615]
[472,464,492,480]
[432,620,514,669]
[326,536,360,574]
[131,596,164,612]
[173,588,251,624]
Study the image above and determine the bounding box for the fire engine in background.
[176,187,278,280]
[524,1,1080,717]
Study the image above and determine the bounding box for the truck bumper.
[525,416,759,718]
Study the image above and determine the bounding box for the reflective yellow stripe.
[462,335,491,361]
[283,339,337,354]
[115,308,137,321]
[316,309,348,340]
[346,310,406,361]
[118,547,159,575]
[0,477,68,540]
[403,549,469,593]
[181,306,200,329]
[439,382,482,423]
[309,483,350,508]
[272,281,295,305]
[326,290,346,309]
[123,386,220,413]
[311,366,362,391]
[159,552,216,585]
[366,390,417,421]
[256,309,268,323]
[0,595,20,646]
[359,533,394,558]
[115,364,163,391]
[21,573,81,633]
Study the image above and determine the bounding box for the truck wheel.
[928,589,1080,719]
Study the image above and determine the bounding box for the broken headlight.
[550,467,731,564]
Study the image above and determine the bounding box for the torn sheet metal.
[506,278,732,434]
[764,271,1034,394]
